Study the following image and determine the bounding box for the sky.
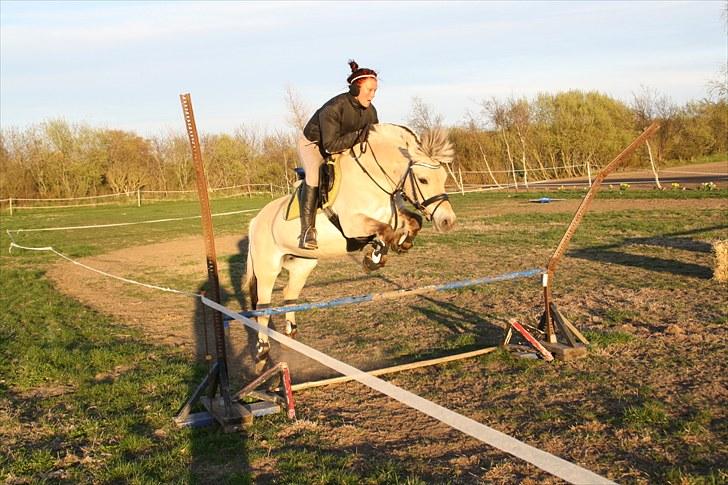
[1,1,726,137]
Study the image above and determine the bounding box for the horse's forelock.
[419,128,454,164]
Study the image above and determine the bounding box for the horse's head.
[369,124,457,233]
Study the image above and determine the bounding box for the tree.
[284,85,311,133]
[408,97,444,135]
[102,130,154,193]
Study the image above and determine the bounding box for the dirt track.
[47,196,727,383]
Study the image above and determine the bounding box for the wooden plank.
[551,308,578,347]
[540,342,588,361]
[289,347,498,392]
[554,307,590,345]
[201,396,252,431]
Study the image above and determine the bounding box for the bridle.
[348,142,450,226]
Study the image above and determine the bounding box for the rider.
[296,60,379,250]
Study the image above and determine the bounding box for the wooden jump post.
[539,122,661,359]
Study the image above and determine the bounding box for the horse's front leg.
[393,208,422,253]
[347,214,397,272]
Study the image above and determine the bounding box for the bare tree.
[631,86,674,188]
[408,96,444,135]
[284,85,311,133]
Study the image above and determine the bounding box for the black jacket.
[303,92,379,155]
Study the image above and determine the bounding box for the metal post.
[177,93,240,429]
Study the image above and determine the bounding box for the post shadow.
[187,249,253,482]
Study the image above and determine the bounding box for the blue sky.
[1,1,725,136]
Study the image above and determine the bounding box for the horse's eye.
[418,177,429,185]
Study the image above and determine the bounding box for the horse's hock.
[713,239,728,282]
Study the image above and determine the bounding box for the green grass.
[1,189,726,483]
[584,330,635,348]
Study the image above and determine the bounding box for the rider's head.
[347,60,378,108]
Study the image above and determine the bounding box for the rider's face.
[356,78,378,107]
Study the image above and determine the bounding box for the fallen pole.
[290,346,498,391]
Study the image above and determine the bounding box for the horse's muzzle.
[433,205,456,233]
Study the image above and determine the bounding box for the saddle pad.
[285,159,342,221]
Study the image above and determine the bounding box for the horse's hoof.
[286,322,298,338]
[363,253,387,273]
[398,234,414,252]
[255,340,270,363]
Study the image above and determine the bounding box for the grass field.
[1,187,726,484]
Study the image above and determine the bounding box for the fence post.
[270,183,274,198]
[586,161,592,187]
[137,188,141,207]
[458,168,464,195]
[9,198,13,216]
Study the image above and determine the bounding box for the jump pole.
[288,346,498,392]
[539,122,660,357]
[238,267,542,318]
[174,93,242,430]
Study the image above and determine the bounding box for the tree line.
[1,88,725,198]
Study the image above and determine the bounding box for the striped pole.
[240,268,542,318]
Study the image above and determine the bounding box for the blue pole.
[238,268,542,318]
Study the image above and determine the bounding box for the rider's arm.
[319,105,360,154]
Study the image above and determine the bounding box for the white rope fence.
[6,238,615,484]
[5,208,259,235]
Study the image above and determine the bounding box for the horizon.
[1,1,726,137]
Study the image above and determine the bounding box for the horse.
[244,123,457,362]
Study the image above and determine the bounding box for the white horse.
[244,124,457,361]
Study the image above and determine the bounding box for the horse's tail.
[243,228,258,311]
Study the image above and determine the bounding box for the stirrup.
[298,227,318,250]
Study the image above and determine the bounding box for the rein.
[348,143,449,225]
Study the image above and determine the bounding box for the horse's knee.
[376,223,396,246]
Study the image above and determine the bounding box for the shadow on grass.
[569,224,727,280]
[184,236,255,483]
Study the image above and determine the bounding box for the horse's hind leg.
[282,256,318,337]
[252,257,283,363]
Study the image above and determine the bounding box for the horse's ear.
[420,128,454,164]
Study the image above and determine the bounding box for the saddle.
[284,159,341,221]
[285,155,375,253]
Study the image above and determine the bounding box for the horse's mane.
[371,124,454,164]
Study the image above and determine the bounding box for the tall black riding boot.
[298,183,319,250]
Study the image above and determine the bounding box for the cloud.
[1,2,293,55]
